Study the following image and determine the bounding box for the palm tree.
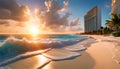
[105,20,114,29]
[106,14,120,31]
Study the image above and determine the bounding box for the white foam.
[42,49,81,61]
[0,42,3,47]
[64,45,86,52]
[79,38,96,45]
[63,38,95,52]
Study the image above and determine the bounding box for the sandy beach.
[6,35,120,69]
[42,35,120,69]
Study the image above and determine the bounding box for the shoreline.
[1,35,120,69]
[42,35,120,69]
[0,49,51,67]
[0,34,89,68]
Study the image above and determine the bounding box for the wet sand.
[8,55,51,69]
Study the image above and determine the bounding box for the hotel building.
[84,6,101,33]
[112,0,120,14]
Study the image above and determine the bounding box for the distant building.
[112,0,120,14]
[84,6,101,33]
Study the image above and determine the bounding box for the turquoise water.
[0,34,87,66]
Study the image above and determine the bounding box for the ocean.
[0,34,91,68]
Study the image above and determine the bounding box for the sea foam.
[42,48,81,61]
[64,45,87,52]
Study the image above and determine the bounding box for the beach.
[42,35,120,69]
[3,35,120,69]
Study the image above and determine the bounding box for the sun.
[30,26,39,35]
[25,8,43,36]
[29,26,39,36]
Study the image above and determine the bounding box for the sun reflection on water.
[38,55,48,63]
[36,55,52,69]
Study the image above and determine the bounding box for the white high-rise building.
[112,0,120,14]
[84,6,101,33]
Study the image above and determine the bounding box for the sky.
[17,0,111,29]
[0,0,112,33]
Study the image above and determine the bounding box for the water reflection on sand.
[8,55,51,69]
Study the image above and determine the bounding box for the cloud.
[0,20,10,26]
[0,8,11,19]
[61,0,69,11]
[0,19,21,27]
[0,0,80,32]
[70,18,79,26]
[0,0,29,21]
[37,0,79,32]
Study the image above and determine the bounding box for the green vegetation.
[112,30,120,37]
[106,14,120,37]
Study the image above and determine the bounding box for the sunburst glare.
[29,26,39,36]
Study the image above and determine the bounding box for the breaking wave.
[0,34,95,67]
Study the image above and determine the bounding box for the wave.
[0,36,52,62]
[0,35,95,67]
[42,48,81,61]
[64,45,87,52]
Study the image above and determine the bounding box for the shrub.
[112,30,120,37]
